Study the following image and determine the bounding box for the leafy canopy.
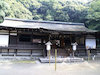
[1,0,100,30]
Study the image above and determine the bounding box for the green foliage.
[1,0,100,30]
[3,0,32,19]
[0,0,10,23]
[2,0,87,22]
[0,16,4,23]
[86,0,100,30]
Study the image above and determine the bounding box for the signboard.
[85,38,96,49]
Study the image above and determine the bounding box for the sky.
[82,0,89,2]
[72,0,92,3]
[59,0,92,3]
[81,0,91,2]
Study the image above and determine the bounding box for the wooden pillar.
[16,30,18,51]
[31,31,33,58]
[0,48,2,56]
[95,32,97,54]
[70,34,72,54]
[8,49,9,55]
[31,50,32,58]
[16,30,18,44]
[1,48,2,56]
[14,49,17,57]
[8,30,10,56]
[16,30,18,45]
[14,30,18,57]
[43,49,46,57]
[84,34,87,56]
[31,31,33,44]
[60,35,65,48]
[16,49,17,56]
[0,48,1,54]
[8,30,10,45]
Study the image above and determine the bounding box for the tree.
[87,0,100,30]
[2,0,89,24]
[0,0,10,23]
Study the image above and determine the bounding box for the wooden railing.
[0,44,45,50]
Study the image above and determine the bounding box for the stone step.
[39,57,84,63]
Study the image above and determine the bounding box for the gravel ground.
[0,60,100,75]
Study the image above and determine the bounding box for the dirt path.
[0,61,100,75]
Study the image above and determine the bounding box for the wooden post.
[49,50,51,65]
[73,51,75,58]
[14,49,16,59]
[55,49,57,71]
[88,50,91,61]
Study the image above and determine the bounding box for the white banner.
[0,35,9,46]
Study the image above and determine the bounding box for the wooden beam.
[9,30,10,45]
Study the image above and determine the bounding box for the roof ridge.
[4,18,84,26]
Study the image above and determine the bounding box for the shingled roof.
[0,18,97,32]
